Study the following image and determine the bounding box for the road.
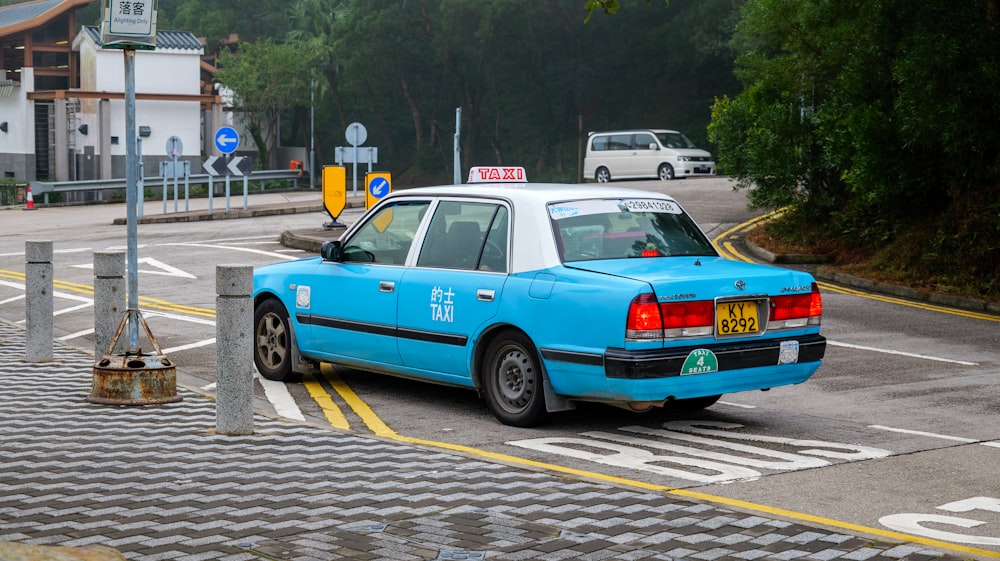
[1,179,998,559]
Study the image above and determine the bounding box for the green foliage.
[215,40,326,168]
[712,0,1000,299]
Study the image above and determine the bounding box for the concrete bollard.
[25,240,53,362]
[216,264,254,435]
[93,251,126,357]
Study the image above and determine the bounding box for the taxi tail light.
[769,282,823,328]
[660,300,714,337]
[626,293,663,339]
[626,295,715,340]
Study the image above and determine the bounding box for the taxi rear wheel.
[483,331,547,427]
[254,298,294,382]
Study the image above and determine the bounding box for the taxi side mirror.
[321,241,343,262]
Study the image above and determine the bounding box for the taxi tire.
[253,298,295,382]
[482,331,547,427]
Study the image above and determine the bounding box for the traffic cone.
[23,185,36,211]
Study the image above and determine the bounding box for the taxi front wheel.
[254,299,294,382]
[483,331,547,427]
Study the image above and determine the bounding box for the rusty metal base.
[88,352,183,405]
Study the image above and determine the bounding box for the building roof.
[0,0,91,38]
[81,25,204,52]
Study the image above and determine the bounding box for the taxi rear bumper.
[603,334,826,379]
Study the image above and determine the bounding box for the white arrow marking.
[227,156,245,175]
[217,134,238,147]
[203,155,219,175]
[73,257,196,279]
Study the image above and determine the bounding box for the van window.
[608,134,632,150]
[633,133,656,149]
[655,131,698,149]
[591,136,609,151]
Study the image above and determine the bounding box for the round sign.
[346,122,367,147]
[165,136,183,157]
[214,126,240,155]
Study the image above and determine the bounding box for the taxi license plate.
[716,300,759,335]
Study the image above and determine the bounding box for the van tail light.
[627,295,715,340]
[769,282,823,328]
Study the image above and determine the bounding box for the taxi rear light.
[660,300,715,338]
[626,293,663,339]
[769,282,823,327]
[627,295,715,340]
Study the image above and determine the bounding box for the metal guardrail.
[29,169,305,196]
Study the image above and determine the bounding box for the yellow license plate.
[716,300,759,335]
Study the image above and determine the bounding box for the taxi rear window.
[548,199,717,262]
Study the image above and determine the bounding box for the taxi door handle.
[477,289,495,302]
[379,281,395,293]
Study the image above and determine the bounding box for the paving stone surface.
[0,321,962,561]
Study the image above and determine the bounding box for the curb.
[742,238,1000,316]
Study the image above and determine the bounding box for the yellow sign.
[365,172,392,210]
[322,166,347,219]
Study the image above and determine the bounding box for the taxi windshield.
[549,199,717,262]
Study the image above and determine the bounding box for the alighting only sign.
[101,0,158,49]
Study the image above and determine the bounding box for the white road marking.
[54,302,93,316]
[718,400,755,409]
[0,294,24,305]
[200,373,306,422]
[72,257,197,279]
[870,425,978,443]
[828,340,978,366]
[58,328,94,341]
[161,338,216,354]
[164,242,296,261]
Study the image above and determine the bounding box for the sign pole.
[124,47,139,349]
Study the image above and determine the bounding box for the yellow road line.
[321,364,397,438]
[302,372,350,430]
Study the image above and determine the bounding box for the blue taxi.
[252,167,826,426]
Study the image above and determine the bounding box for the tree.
[709,0,1000,296]
[215,39,325,169]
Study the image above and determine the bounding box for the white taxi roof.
[378,182,685,274]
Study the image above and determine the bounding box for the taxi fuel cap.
[467,166,527,184]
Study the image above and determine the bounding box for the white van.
[583,129,716,182]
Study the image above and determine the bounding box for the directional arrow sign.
[203,155,220,176]
[227,156,252,176]
[214,126,239,154]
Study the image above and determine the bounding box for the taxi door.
[304,200,430,367]
[396,201,510,383]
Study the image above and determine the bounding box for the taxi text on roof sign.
[467,166,527,184]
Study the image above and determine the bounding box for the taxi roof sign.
[467,166,526,184]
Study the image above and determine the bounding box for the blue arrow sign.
[214,126,240,154]
[369,177,389,198]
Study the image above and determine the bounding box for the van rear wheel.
[595,167,611,183]
[658,164,675,181]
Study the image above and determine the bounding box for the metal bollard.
[25,240,53,362]
[93,251,126,357]
[215,265,254,435]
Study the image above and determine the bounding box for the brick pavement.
[0,320,961,561]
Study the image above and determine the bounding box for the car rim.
[493,345,536,413]
[597,169,609,183]
[256,311,287,371]
[660,166,672,180]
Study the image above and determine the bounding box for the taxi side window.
[342,201,429,264]
[417,201,507,271]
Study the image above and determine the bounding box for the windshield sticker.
[430,285,455,323]
[620,199,682,214]
[550,199,681,220]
